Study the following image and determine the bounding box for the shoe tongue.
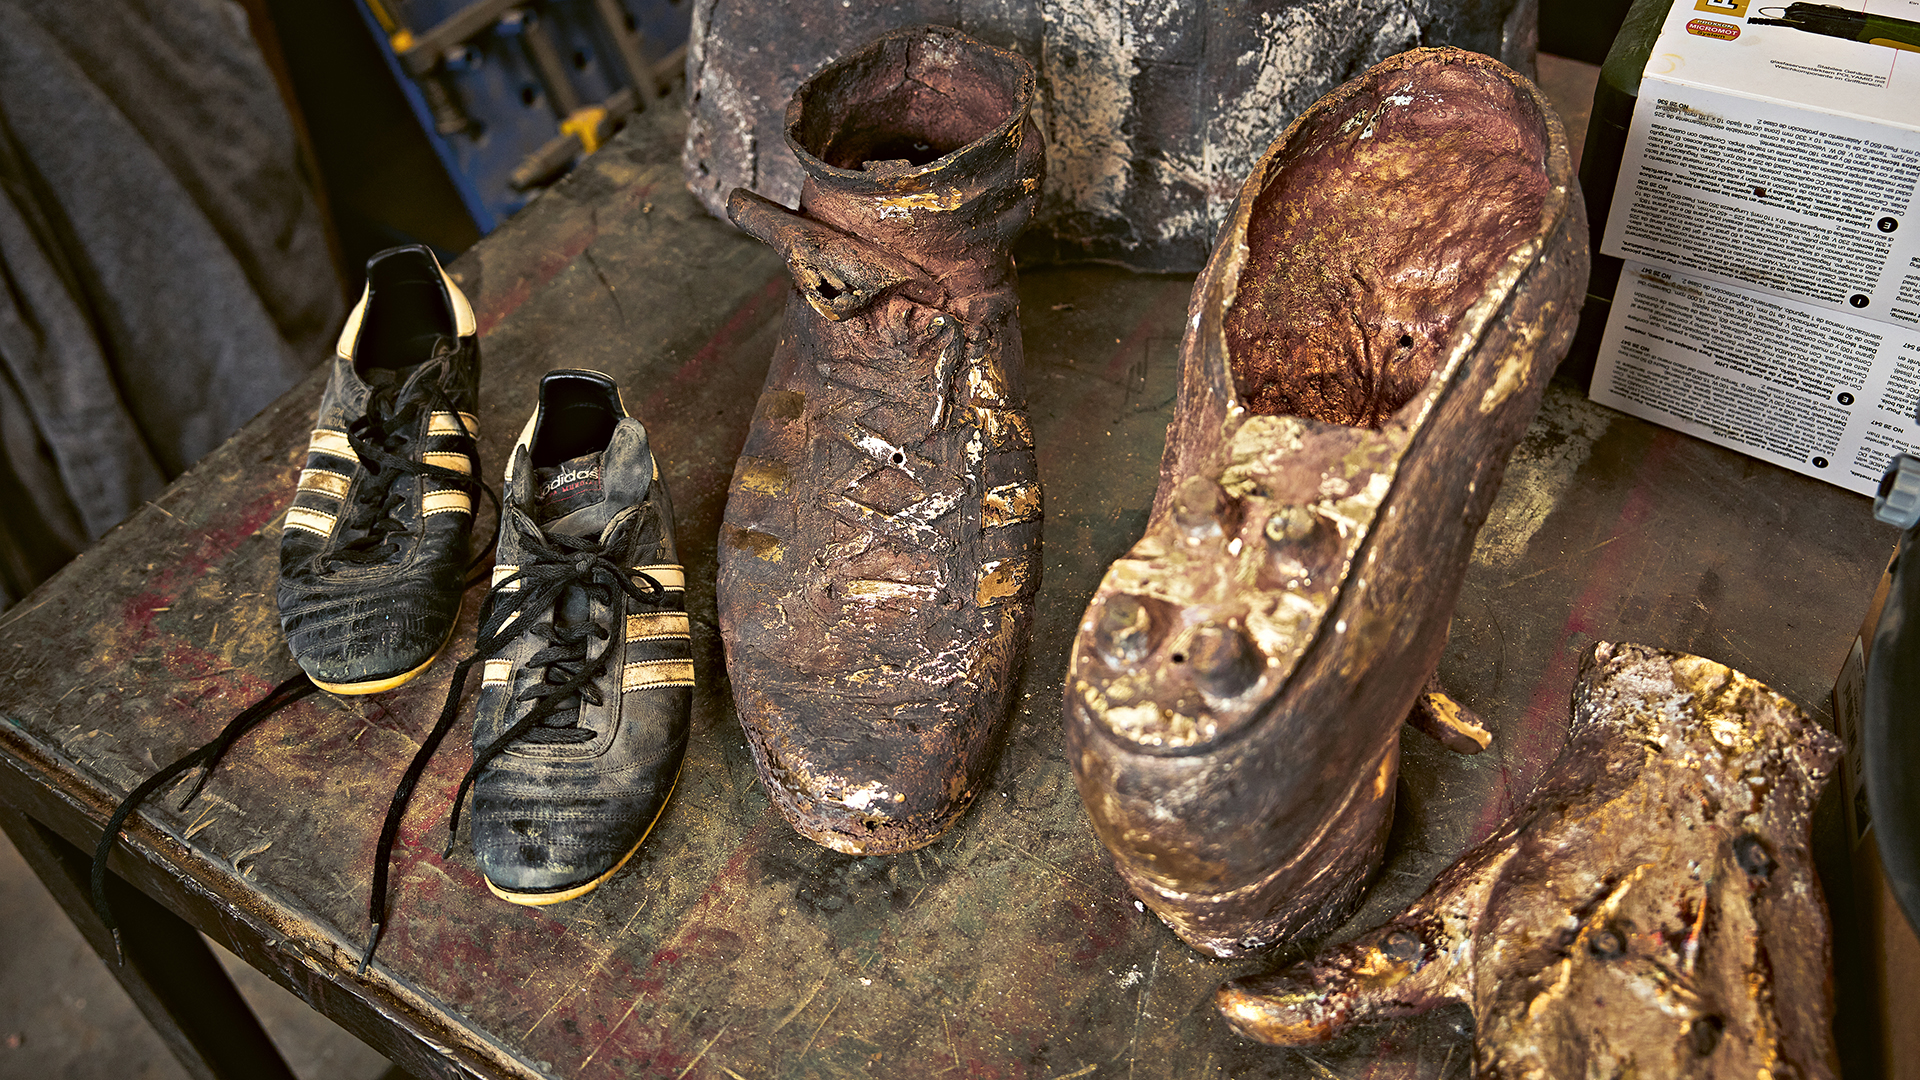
[531,419,654,539]
[532,451,606,526]
[362,336,456,394]
[363,366,405,391]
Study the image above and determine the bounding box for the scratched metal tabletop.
[0,94,1892,1079]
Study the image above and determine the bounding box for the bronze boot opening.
[718,26,1044,854]
[1064,47,1589,957]
[1217,643,1841,1079]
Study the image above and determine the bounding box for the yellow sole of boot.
[310,628,454,696]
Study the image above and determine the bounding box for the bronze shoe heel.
[717,26,1044,854]
[1217,642,1841,1079]
[1065,47,1589,957]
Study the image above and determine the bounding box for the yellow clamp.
[561,106,608,154]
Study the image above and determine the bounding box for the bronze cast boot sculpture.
[718,26,1044,854]
[1064,47,1589,957]
[1217,643,1841,1079]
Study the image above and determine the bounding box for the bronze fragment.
[1218,642,1841,1079]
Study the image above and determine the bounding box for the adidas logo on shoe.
[533,456,604,519]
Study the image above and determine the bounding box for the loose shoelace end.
[356,922,383,976]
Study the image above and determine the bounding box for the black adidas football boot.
[277,245,481,694]
[463,369,691,902]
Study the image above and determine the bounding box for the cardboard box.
[1588,0,1920,495]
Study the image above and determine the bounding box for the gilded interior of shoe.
[1223,62,1550,429]
[788,29,1027,174]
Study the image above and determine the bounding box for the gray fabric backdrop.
[0,0,342,605]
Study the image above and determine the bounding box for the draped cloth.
[0,0,343,605]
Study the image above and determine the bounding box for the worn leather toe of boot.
[1065,47,1589,957]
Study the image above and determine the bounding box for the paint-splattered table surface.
[0,84,1892,1079]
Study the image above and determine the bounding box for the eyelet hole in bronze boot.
[1222,65,1550,430]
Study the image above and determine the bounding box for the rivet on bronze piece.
[1264,505,1317,545]
[1094,594,1154,666]
[1064,47,1589,958]
[717,25,1044,855]
[1185,624,1262,699]
[1217,642,1841,1080]
[1172,476,1231,542]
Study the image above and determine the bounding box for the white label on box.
[1642,0,1920,123]
[1592,261,1920,495]
[1601,83,1920,326]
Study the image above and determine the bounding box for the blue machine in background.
[356,0,691,233]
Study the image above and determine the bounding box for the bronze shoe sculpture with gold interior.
[1064,47,1589,957]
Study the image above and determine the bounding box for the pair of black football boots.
[277,244,690,913]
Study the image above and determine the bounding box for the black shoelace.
[329,348,477,567]
[87,670,319,963]
[357,508,665,972]
[88,352,499,962]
